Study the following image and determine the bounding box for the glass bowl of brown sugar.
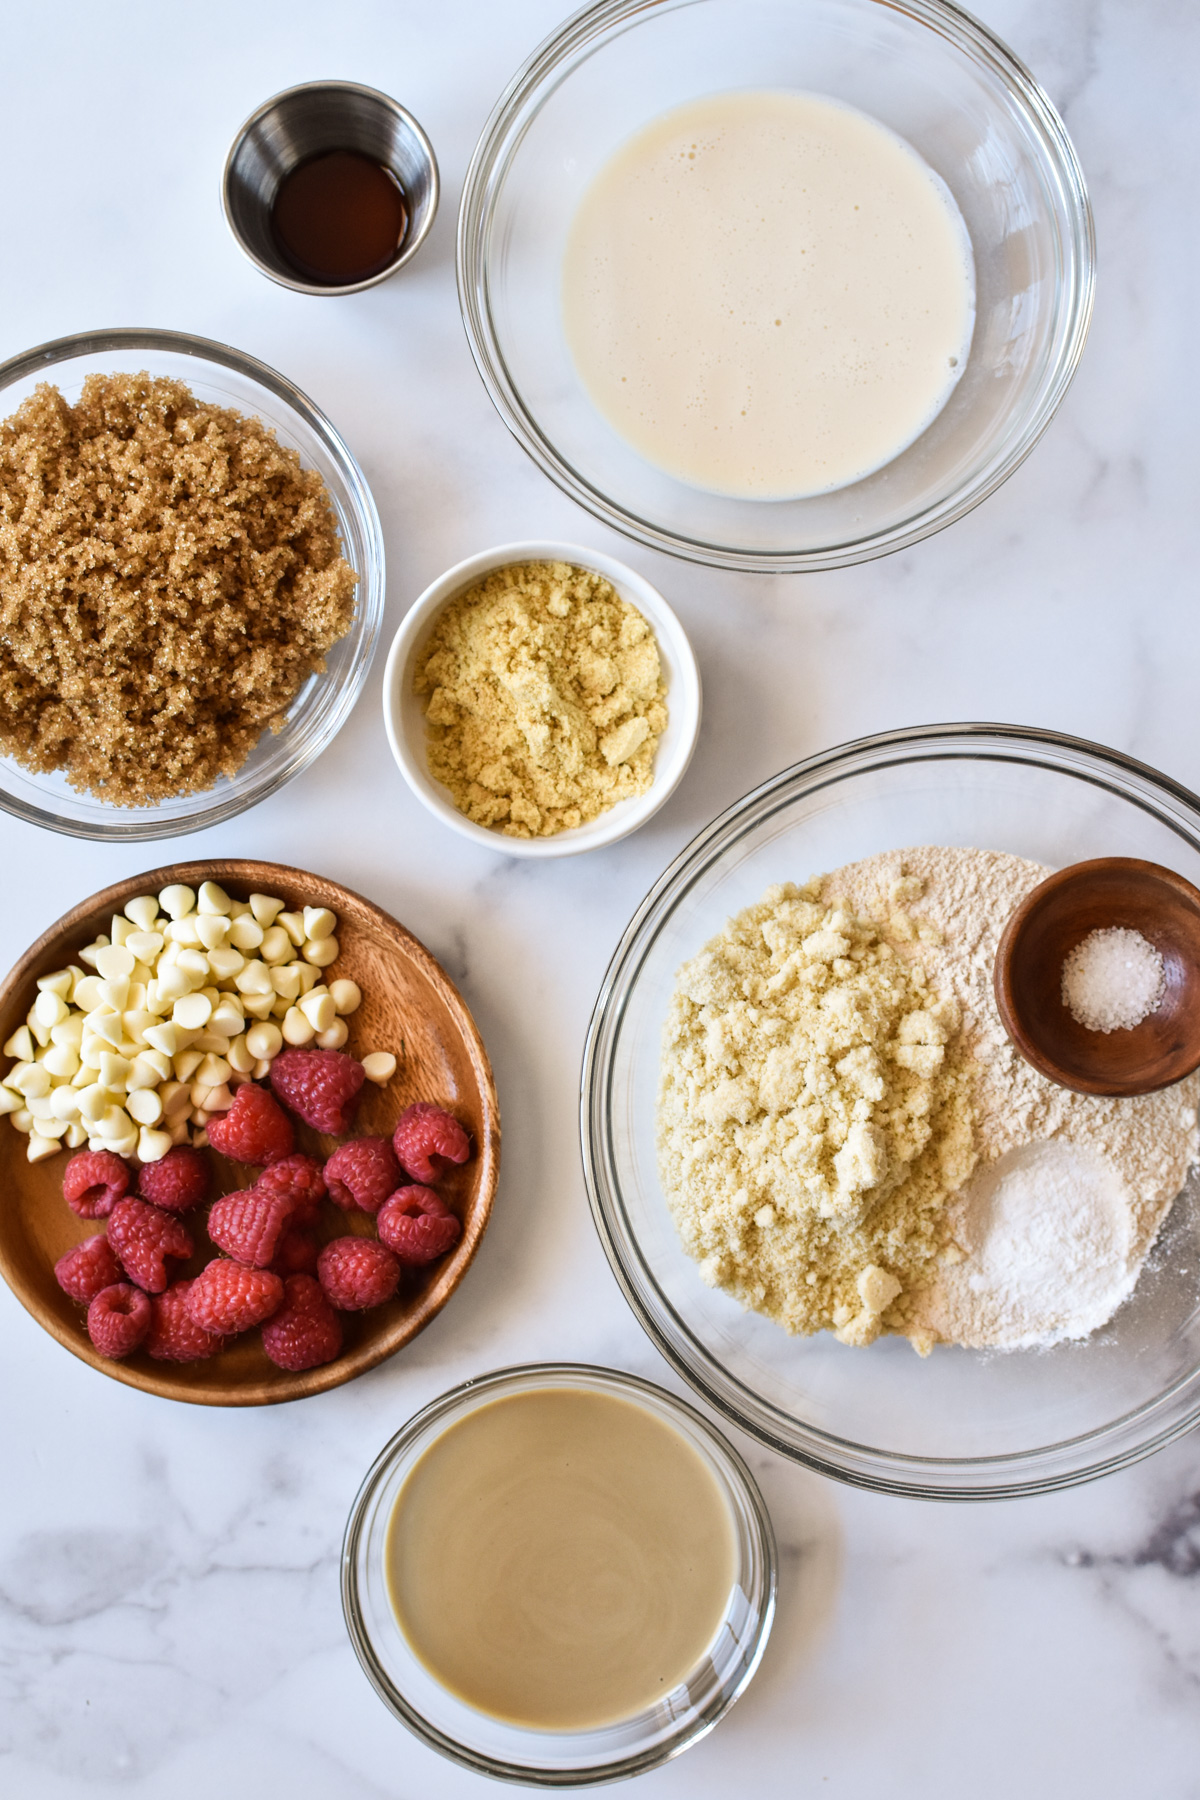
[0,327,385,841]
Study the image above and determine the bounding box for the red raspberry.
[324,1137,400,1214]
[271,1228,321,1277]
[392,1102,471,1185]
[136,1146,210,1214]
[62,1149,131,1220]
[186,1260,284,1335]
[207,1187,295,1268]
[253,1153,327,1225]
[270,1048,365,1135]
[107,1198,193,1294]
[378,1186,463,1265]
[87,1283,151,1359]
[317,1236,401,1310]
[206,1083,295,1166]
[145,1279,224,1362]
[55,1235,124,1304]
[262,1274,344,1371]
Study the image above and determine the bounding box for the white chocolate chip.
[110,916,135,947]
[228,914,265,951]
[36,969,74,999]
[27,1133,61,1163]
[0,1085,23,1115]
[298,990,336,1032]
[249,893,285,927]
[302,937,339,968]
[195,1053,231,1087]
[269,962,303,1000]
[138,1126,173,1162]
[159,884,195,920]
[49,1086,81,1120]
[195,913,230,950]
[245,1020,283,1061]
[173,1049,203,1083]
[241,993,275,1020]
[234,960,275,997]
[303,906,337,942]
[226,1036,257,1074]
[125,930,164,962]
[94,944,136,980]
[252,1059,272,1081]
[10,1108,32,1134]
[173,992,213,1031]
[198,881,232,916]
[361,1052,397,1084]
[33,990,69,1028]
[124,895,160,932]
[316,1019,349,1050]
[277,910,307,947]
[281,1007,315,1046]
[41,1044,80,1080]
[127,1088,163,1126]
[329,979,361,1016]
[259,925,292,965]
[3,1025,34,1060]
[65,1122,87,1149]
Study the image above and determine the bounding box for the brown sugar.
[0,373,357,805]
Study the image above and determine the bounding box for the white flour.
[822,847,1200,1350]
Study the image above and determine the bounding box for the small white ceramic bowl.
[382,541,701,857]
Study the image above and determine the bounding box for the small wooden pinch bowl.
[0,860,499,1405]
[994,856,1200,1096]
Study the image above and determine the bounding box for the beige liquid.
[562,89,975,500]
[385,1387,738,1731]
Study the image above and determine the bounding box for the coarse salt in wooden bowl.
[993,856,1200,1096]
[0,860,500,1405]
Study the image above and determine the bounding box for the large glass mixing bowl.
[581,726,1200,1498]
[458,0,1094,574]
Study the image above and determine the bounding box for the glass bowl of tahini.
[458,0,1094,574]
[341,1363,775,1785]
[581,725,1200,1500]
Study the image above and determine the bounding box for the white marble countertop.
[2,1,1199,1794]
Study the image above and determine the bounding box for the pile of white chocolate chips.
[657,847,1199,1352]
[1,881,396,1166]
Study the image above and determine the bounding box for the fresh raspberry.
[87,1283,151,1359]
[377,1186,463,1265]
[136,1146,210,1214]
[107,1198,193,1294]
[271,1228,321,1277]
[253,1153,327,1225]
[186,1260,284,1335]
[392,1103,471,1186]
[62,1149,131,1220]
[145,1279,224,1362]
[270,1048,366,1135]
[206,1082,295,1166]
[324,1137,400,1214]
[262,1274,344,1371]
[207,1187,295,1269]
[55,1235,124,1304]
[317,1236,401,1310]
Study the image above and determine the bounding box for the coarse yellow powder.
[414,560,668,838]
[657,878,976,1350]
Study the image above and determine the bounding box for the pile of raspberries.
[52,1047,470,1374]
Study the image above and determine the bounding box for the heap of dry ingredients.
[414,560,667,838]
[658,846,1200,1354]
[0,373,357,804]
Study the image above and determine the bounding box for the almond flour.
[414,560,667,838]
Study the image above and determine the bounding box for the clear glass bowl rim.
[456,0,1096,574]
[581,722,1200,1500]
[0,326,385,840]
[341,1360,778,1785]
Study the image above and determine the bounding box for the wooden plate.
[0,860,500,1405]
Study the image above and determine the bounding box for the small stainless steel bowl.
[223,80,439,295]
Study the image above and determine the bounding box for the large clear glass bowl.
[0,328,385,840]
[342,1363,776,1785]
[581,726,1200,1498]
[458,0,1094,573]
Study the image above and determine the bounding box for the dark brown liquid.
[271,149,408,285]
